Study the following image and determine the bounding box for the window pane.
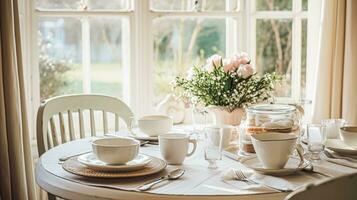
[90,18,125,98]
[151,0,239,11]
[36,0,82,10]
[38,18,83,100]
[301,19,307,99]
[256,0,292,11]
[36,0,131,10]
[302,0,308,11]
[153,18,227,104]
[256,19,292,97]
[88,0,131,10]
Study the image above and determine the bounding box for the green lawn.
[63,63,123,97]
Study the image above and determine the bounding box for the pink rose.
[240,53,250,65]
[232,57,243,68]
[238,64,255,78]
[223,62,235,72]
[207,54,222,68]
[222,55,240,72]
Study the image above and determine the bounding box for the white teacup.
[204,125,233,148]
[138,115,173,137]
[159,133,197,165]
[251,133,298,169]
[340,126,357,148]
[92,137,140,164]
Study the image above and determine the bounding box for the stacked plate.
[78,153,152,172]
[325,139,357,155]
[61,137,166,178]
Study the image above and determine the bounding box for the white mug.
[204,125,233,148]
[159,133,197,165]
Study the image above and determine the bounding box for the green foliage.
[39,33,71,100]
[174,63,281,111]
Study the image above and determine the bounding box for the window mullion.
[132,0,153,116]
[248,0,256,67]
[292,0,302,102]
[81,17,91,93]
[226,0,239,55]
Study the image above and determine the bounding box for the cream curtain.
[313,0,357,124]
[0,0,37,199]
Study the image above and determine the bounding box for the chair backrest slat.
[115,114,119,132]
[68,110,75,140]
[37,94,134,156]
[49,117,59,147]
[59,112,67,144]
[47,126,53,149]
[78,109,85,139]
[90,109,96,137]
[103,111,108,134]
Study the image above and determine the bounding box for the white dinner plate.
[325,139,357,155]
[241,157,308,176]
[78,153,152,172]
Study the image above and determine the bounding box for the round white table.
[35,138,355,200]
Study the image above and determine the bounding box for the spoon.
[137,168,185,191]
[302,161,331,177]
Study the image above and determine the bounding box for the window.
[30,0,321,117]
[35,0,131,102]
[250,0,308,102]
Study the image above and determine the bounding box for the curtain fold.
[0,0,37,199]
[313,0,357,124]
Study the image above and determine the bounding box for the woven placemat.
[62,155,167,178]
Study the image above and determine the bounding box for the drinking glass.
[321,119,346,139]
[297,99,312,144]
[204,127,223,169]
[191,104,209,139]
[306,124,327,161]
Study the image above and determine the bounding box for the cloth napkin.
[322,152,357,169]
[221,168,299,192]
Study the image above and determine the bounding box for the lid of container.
[247,104,296,115]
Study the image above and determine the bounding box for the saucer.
[241,157,307,176]
[129,128,158,141]
[325,139,357,155]
[78,153,151,172]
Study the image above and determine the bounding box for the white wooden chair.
[285,172,357,200]
[36,94,134,156]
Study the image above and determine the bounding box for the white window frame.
[247,0,322,120]
[25,0,322,140]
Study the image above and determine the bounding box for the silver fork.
[234,169,292,192]
[234,170,255,185]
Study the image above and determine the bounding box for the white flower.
[186,67,195,80]
[204,63,214,73]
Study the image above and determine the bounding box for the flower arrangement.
[173,52,281,112]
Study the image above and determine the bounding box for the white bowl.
[138,115,173,137]
[251,133,297,169]
[340,126,357,148]
[92,137,139,164]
